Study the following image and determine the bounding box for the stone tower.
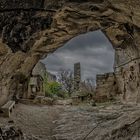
[74,62,81,90]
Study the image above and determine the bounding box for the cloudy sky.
[41,30,115,83]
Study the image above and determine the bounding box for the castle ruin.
[74,62,81,91]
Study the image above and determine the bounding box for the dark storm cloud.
[41,30,115,81]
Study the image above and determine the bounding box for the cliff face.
[0,0,140,105]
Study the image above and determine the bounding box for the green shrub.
[43,73,69,98]
[48,82,61,94]
[44,81,62,97]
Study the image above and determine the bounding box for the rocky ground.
[0,102,140,140]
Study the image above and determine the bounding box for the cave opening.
[41,30,115,85]
[28,30,116,99]
[1,1,140,138]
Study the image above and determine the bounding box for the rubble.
[33,96,54,105]
[0,124,41,140]
[0,125,24,140]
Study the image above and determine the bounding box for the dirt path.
[0,104,64,139]
[0,103,140,140]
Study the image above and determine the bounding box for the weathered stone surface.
[33,96,54,105]
[95,72,121,102]
[0,103,140,140]
[0,0,140,105]
[0,124,37,140]
[51,104,140,140]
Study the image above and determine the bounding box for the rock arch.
[0,0,140,105]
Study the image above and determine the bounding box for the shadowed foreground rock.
[0,125,39,140]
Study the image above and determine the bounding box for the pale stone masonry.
[95,72,121,102]
[25,62,57,99]
[25,62,46,99]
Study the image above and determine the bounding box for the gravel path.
[0,103,140,140]
[0,104,64,139]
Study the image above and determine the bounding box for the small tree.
[43,72,61,97]
[80,78,95,97]
[58,69,74,95]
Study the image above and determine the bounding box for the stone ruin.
[95,72,121,102]
[74,62,81,91]
[25,62,46,99]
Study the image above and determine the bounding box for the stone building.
[95,72,121,102]
[24,62,46,99]
[74,62,81,91]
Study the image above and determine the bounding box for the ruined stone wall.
[74,62,81,91]
[0,0,140,105]
[95,73,120,102]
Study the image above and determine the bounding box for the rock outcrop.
[0,124,38,140]
[0,0,140,105]
[48,104,140,140]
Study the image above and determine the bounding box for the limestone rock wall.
[115,61,140,103]
[114,32,140,103]
[0,0,140,105]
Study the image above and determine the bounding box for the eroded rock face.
[1,9,53,52]
[0,0,140,105]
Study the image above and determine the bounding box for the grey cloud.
[41,30,115,82]
[64,30,112,49]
